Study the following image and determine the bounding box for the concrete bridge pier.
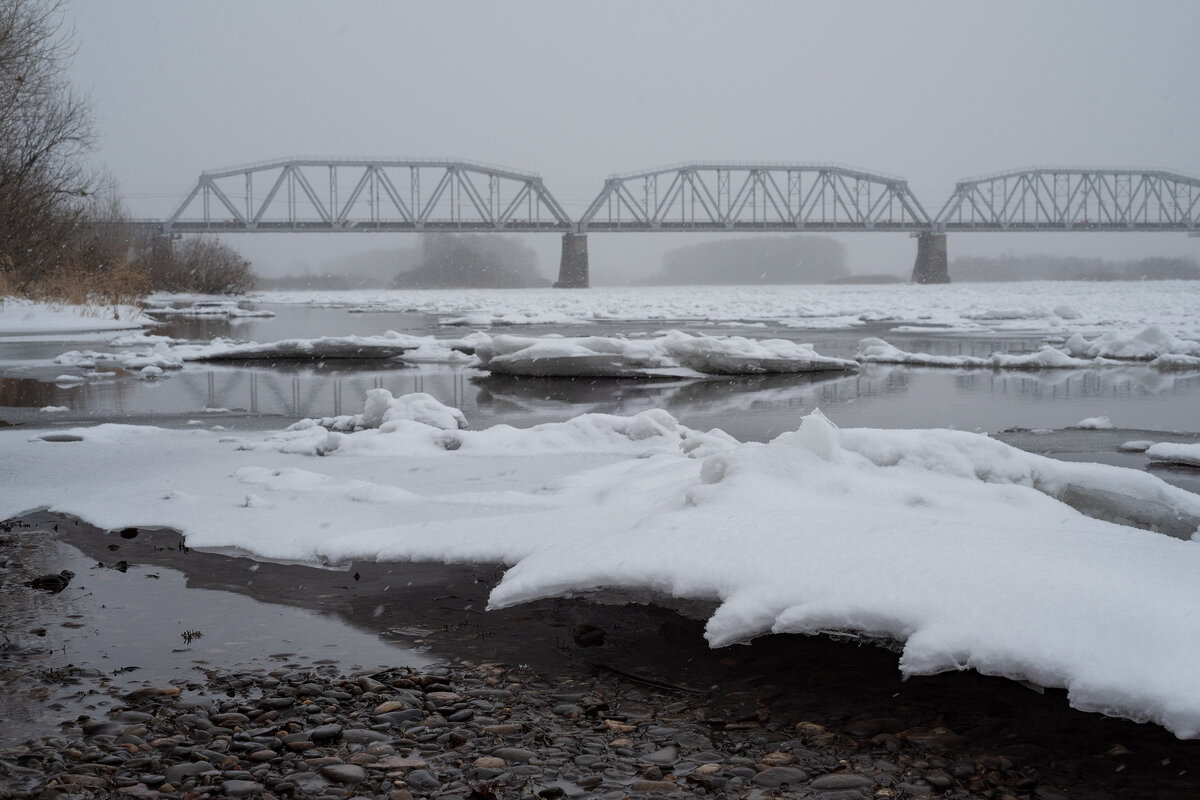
[554,232,589,288]
[911,232,950,284]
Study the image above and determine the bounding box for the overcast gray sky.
[69,1,1200,282]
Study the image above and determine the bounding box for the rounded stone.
[403,769,442,791]
[630,780,678,792]
[309,723,343,744]
[321,763,369,784]
[643,746,679,764]
[810,773,875,790]
[221,779,265,797]
[753,766,810,788]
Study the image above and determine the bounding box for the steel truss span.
[164,158,573,233]
[577,163,932,233]
[936,168,1200,233]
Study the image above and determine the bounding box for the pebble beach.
[4,514,1200,799]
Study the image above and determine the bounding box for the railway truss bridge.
[153,158,1200,285]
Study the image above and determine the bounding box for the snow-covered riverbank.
[4,390,1200,736]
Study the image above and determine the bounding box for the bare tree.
[0,0,95,290]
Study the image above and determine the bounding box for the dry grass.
[1,263,150,319]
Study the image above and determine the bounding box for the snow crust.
[4,393,1200,735]
[475,331,858,377]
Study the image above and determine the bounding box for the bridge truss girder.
[577,163,932,233]
[164,158,573,233]
[936,168,1200,233]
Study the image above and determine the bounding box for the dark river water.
[4,302,1199,439]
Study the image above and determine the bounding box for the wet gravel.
[3,655,1200,800]
[4,514,1200,799]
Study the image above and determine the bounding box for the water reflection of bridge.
[9,361,1197,442]
[174,367,473,418]
[141,158,1200,286]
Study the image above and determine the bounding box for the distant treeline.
[952,254,1200,282]
[644,235,848,285]
[393,234,548,289]
[256,273,375,291]
[259,234,548,290]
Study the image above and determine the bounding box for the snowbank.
[4,394,1200,735]
[0,297,146,336]
[475,331,859,377]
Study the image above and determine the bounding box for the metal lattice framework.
[164,157,573,232]
[936,168,1200,232]
[578,162,931,232]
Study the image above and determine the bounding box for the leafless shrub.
[136,236,255,295]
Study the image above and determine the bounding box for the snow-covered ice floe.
[5,391,1200,735]
[475,331,859,377]
[1072,416,1115,430]
[53,332,486,375]
[184,335,411,361]
[1146,442,1200,468]
[856,338,1093,369]
[1065,325,1200,361]
[143,299,274,318]
[857,326,1200,372]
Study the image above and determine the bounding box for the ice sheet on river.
[475,331,859,377]
[251,281,1200,339]
[4,392,1200,736]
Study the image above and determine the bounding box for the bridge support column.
[911,232,949,284]
[554,233,589,288]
